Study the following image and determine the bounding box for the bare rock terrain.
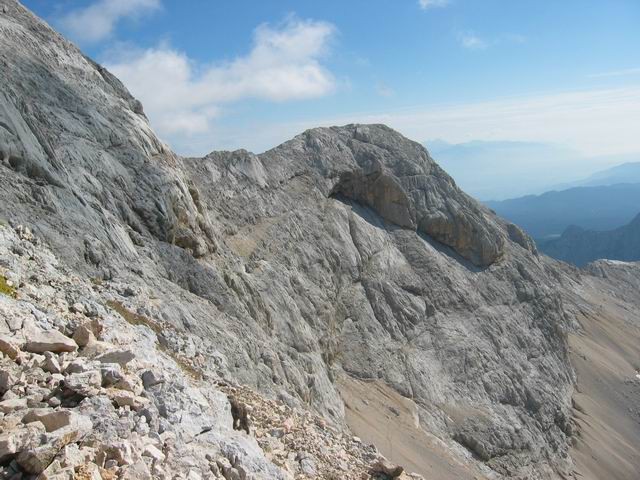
[0,1,639,479]
[0,223,411,479]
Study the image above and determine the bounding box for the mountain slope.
[485,183,640,238]
[539,214,640,266]
[554,161,640,189]
[0,2,639,479]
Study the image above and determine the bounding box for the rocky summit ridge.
[0,1,640,479]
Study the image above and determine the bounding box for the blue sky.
[22,0,640,164]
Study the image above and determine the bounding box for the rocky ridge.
[0,222,421,479]
[0,1,638,479]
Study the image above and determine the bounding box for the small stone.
[43,351,62,373]
[113,374,143,395]
[16,413,92,474]
[299,456,316,476]
[216,457,233,477]
[119,460,151,480]
[72,324,95,347]
[39,459,66,479]
[105,389,149,410]
[64,370,101,396]
[2,390,18,400]
[58,445,97,469]
[24,329,77,354]
[22,408,75,432]
[95,349,136,367]
[369,458,404,478]
[186,469,203,480]
[0,370,16,394]
[26,352,45,369]
[269,428,285,438]
[70,303,85,314]
[142,444,165,462]
[99,440,135,466]
[141,370,164,389]
[0,398,28,414]
[283,417,294,433]
[5,315,23,332]
[0,421,46,462]
[0,337,20,360]
[76,463,102,480]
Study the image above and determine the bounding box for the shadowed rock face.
[268,125,508,267]
[0,2,594,479]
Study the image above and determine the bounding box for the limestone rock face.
[0,0,216,270]
[254,124,508,267]
[0,2,618,479]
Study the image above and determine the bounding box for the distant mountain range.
[425,139,639,201]
[485,162,640,265]
[485,183,640,239]
[552,162,640,189]
[539,214,640,266]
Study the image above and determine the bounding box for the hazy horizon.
[425,138,640,200]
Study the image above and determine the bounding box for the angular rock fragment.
[16,413,92,474]
[0,397,28,414]
[22,408,76,432]
[72,324,96,348]
[95,349,136,367]
[369,458,404,478]
[24,329,77,354]
[0,421,46,462]
[105,388,149,410]
[0,370,16,394]
[64,370,102,397]
[0,336,21,359]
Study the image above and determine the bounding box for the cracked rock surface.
[0,223,405,479]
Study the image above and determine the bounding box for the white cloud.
[456,31,526,51]
[59,0,160,43]
[502,33,527,44]
[106,17,336,146]
[375,82,395,97]
[588,67,640,78]
[458,31,488,50]
[418,0,450,9]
